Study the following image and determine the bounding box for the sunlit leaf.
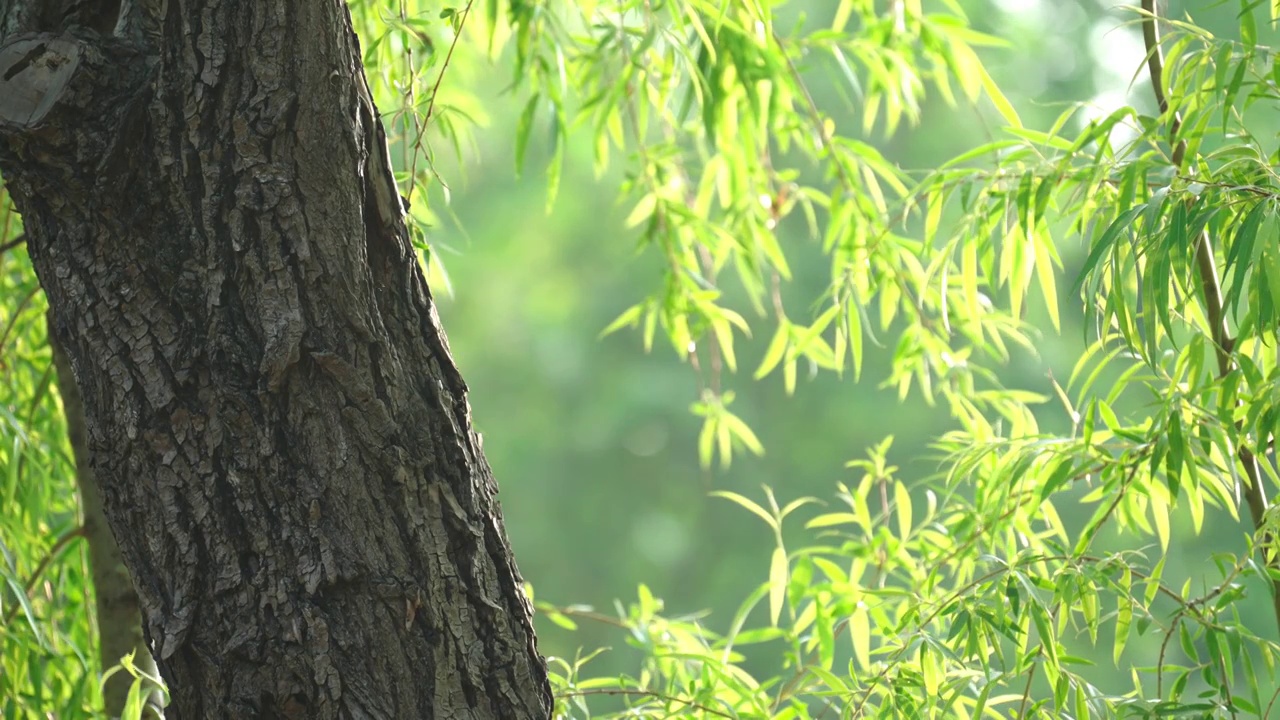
[768,546,787,627]
[710,491,778,531]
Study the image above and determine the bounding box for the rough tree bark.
[0,1,551,718]
[51,315,164,718]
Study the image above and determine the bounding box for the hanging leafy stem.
[1139,0,1280,632]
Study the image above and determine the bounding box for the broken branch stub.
[0,36,79,126]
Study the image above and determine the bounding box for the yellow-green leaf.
[806,512,860,529]
[894,481,912,539]
[712,318,737,372]
[711,490,778,531]
[1151,484,1170,552]
[755,321,790,379]
[1114,598,1131,666]
[599,304,644,338]
[717,422,732,469]
[625,193,657,228]
[698,417,716,469]
[723,412,765,457]
[1034,229,1060,331]
[846,300,863,380]
[850,605,871,669]
[921,644,941,696]
[769,546,788,626]
[979,63,1021,128]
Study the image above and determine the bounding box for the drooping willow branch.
[1,525,86,627]
[1139,0,1280,633]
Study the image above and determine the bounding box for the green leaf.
[1074,206,1143,293]
[514,95,539,177]
[4,572,46,648]
[894,480,912,539]
[717,421,732,469]
[722,411,765,457]
[1005,127,1073,151]
[544,610,578,630]
[921,643,941,695]
[845,298,864,380]
[979,61,1021,128]
[711,490,778,531]
[599,304,644,338]
[1151,483,1170,553]
[698,415,717,469]
[123,676,146,720]
[961,237,981,336]
[1242,0,1258,47]
[1033,227,1060,332]
[768,546,788,626]
[1166,412,1184,496]
[938,140,1024,169]
[850,605,871,670]
[625,193,657,228]
[755,321,790,379]
[711,317,737,372]
[1262,233,1280,318]
[1226,201,1266,315]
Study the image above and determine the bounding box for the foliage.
[0,201,101,716]
[475,0,1280,716]
[6,0,1280,717]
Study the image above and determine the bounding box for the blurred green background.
[412,0,1273,683]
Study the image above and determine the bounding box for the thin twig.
[421,1,473,123]
[558,687,734,718]
[1015,646,1042,718]
[2,525,86,626]
[0,285,41,362]
[0,233,26,256]
[1139,0,1280,633]
[1265,683,1280,718]
[405,0,474,204]
[535,603,631,629]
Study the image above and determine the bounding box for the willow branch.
[1140,0,1279,632]
[2,525,86,626]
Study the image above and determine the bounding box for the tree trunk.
[50,315,164,719]
[0,2,551,718]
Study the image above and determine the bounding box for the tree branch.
[1,525,85,626]
[1140,0,1280,633]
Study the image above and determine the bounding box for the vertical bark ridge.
[51,314,164,718]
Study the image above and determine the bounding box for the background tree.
[7,0,1280,718]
